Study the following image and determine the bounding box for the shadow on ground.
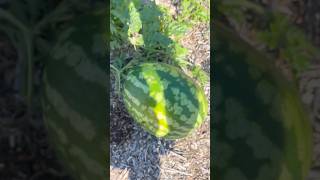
[110,68,175,180]
[110,91,174,179]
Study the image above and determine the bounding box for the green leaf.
[190,65,209,87]
[127,2,142,36]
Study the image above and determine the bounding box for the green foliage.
[216,0,263,23]
[111,0,209,88]
[257,13,317,72]
[216,0,319,74]
[111,0,172,54]
[190,65,210,87]
[178,0,209,24]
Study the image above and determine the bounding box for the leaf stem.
[120,59,139,73]
[0,9,35,113]
[110,64,121,95]
[24,30,34,114]
[0,9,28,32]
[33,0,70,34]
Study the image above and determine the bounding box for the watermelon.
[122,62,208,139]
[213,22,313,180]
[41,9,107,180]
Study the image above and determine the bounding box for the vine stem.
[120,58,139,73]
[25,31,33,114]
[0,9,28,32]
[110,64,121,95]
[0,9,35,113]
[111,59,138,96]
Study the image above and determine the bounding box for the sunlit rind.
[141,66,169,137]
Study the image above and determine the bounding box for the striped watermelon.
[41,9,107,180]
[213,22,313,180]
[122,62,208,139]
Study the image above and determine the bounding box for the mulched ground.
[300,65,320,180]
[301,2,320,179]
[0,1,320,180]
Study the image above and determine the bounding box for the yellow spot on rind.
[142,67,169,137]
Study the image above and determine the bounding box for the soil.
[290,0,320,179]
